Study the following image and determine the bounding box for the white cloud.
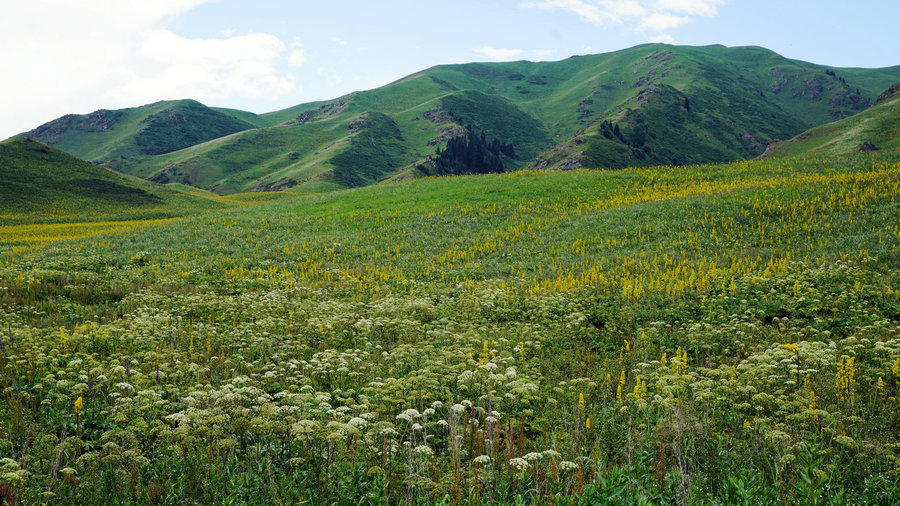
[474,47,527,61]
[654,0,723,16]
[108,30,296,103]
[331,37,348,46]
[289,49,308,67]
[473,47,556,62]
[649,34,676,44]
[0,0,299,139]
[639,13,691,31]
[521,0,723,40]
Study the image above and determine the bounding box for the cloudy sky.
[2,0,898,140]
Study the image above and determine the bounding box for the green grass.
[1,150,899,503]
[0,137,233,225]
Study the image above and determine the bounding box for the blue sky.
[2,0,898,140]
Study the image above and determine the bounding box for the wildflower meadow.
[1,151,899,504]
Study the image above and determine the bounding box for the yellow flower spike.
[624,339,630,353]
[893,358,900,378]
[59,327,66,350]
[578,393,585,409]
[633,378,647,400]
[877,377,885,399]
[585,417,591,429]
[74,396,83,414]
[660,352,667,364]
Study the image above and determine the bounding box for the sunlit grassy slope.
[1,150,898,503]
[23,44,900,194]
[765,82,900,158]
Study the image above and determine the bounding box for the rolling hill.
[22,44,900,194]
[763,82,900,158]
[25,99,258,164]
[0,137,232,224]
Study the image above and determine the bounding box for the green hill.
[0,137,232,224]
[24,99,257,163]
[21,44,900,194]
[763,82,900,158]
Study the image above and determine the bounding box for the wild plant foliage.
[0,151,899,504]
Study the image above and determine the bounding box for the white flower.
[509,458,529,472]
[558,461,578,472]
[473,455,492,465]
[523,452,542,462]
[414,445,433,456]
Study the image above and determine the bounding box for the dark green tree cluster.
[424,127,514,176]
[599,120,624,142]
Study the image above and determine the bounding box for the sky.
[2,0,898,140]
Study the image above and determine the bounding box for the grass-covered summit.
[24,99,256,164]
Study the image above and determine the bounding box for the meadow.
[1,150,899,504]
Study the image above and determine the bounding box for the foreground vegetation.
[1,151,899,504]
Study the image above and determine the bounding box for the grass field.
[1,150,899,504]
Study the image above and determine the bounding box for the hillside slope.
[763,82,900,158]
[22,44,900,194]
[24,99,257,163]
[0,137,231,224]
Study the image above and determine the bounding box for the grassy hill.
[21,44,900,194]
[1,149,899,503]
[0,137,233,225]
[24,99,257,163]
[764,82,900,158]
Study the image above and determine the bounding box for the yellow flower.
[633,378,647,400]
[578,393,585,409]
[74,396,83,414]
[585,417,591,429]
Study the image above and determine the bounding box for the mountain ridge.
[20,43,900,194]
